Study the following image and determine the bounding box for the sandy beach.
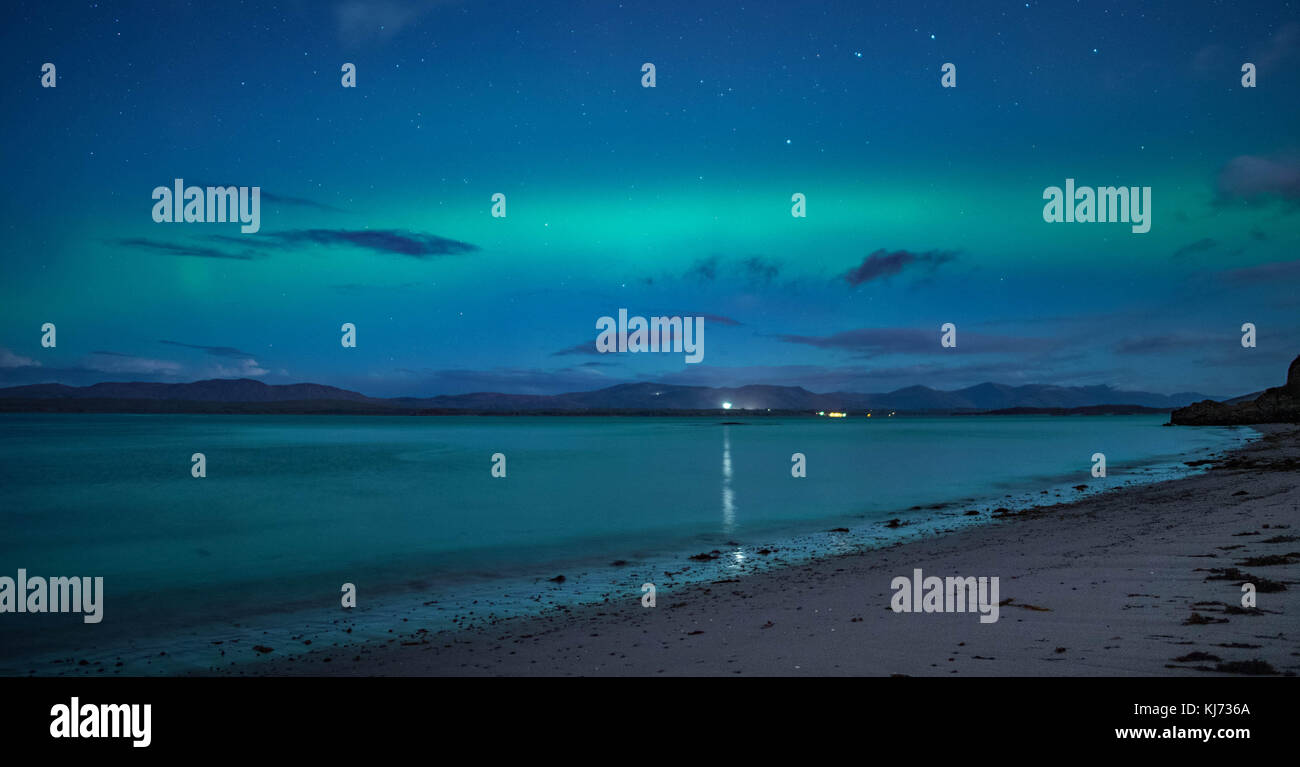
[224,424,1299,677]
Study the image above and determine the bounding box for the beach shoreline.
[220,424,1299,677]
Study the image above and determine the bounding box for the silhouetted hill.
[1222,390,1265,405]
[1172,354,1300,425]
[0,378,369,403]
[0,378,1222,414]
[970,405,1170,416]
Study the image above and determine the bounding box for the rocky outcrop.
[1171,354,1300,425]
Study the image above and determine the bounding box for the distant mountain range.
[0,378,1224,414]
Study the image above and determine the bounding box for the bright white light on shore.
[722,402,732,410]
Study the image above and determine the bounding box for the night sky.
[1,0,1297,398]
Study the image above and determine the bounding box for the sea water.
[0,414,1253,674]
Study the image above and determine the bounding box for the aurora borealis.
[1,0,1297,398]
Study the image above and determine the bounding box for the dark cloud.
[781,327,932,352]
[0,349,273,385]
[196,185,345,213]
[266,229,479,258]
[639,352,1112,393]
[685,257,718,281]
[669,255,782,287]
[1114,332,1223,355]
[201,229,479,260]
[159,340,255,358]
[1215,153,1300,202]
[84,351,184,375]
[0,348,40,369]
[551,314,733,357]
[841,249,955,286]
[111,238,259,260]
[1220,259,1300,283]
[738,257,780,284]
[779,327,1051,356]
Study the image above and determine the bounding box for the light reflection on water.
[721,426,736,533]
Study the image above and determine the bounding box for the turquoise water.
[0,414,1251,674]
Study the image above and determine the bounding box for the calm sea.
[0,413,1252,674]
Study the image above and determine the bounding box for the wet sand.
[224,425,1300,677]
